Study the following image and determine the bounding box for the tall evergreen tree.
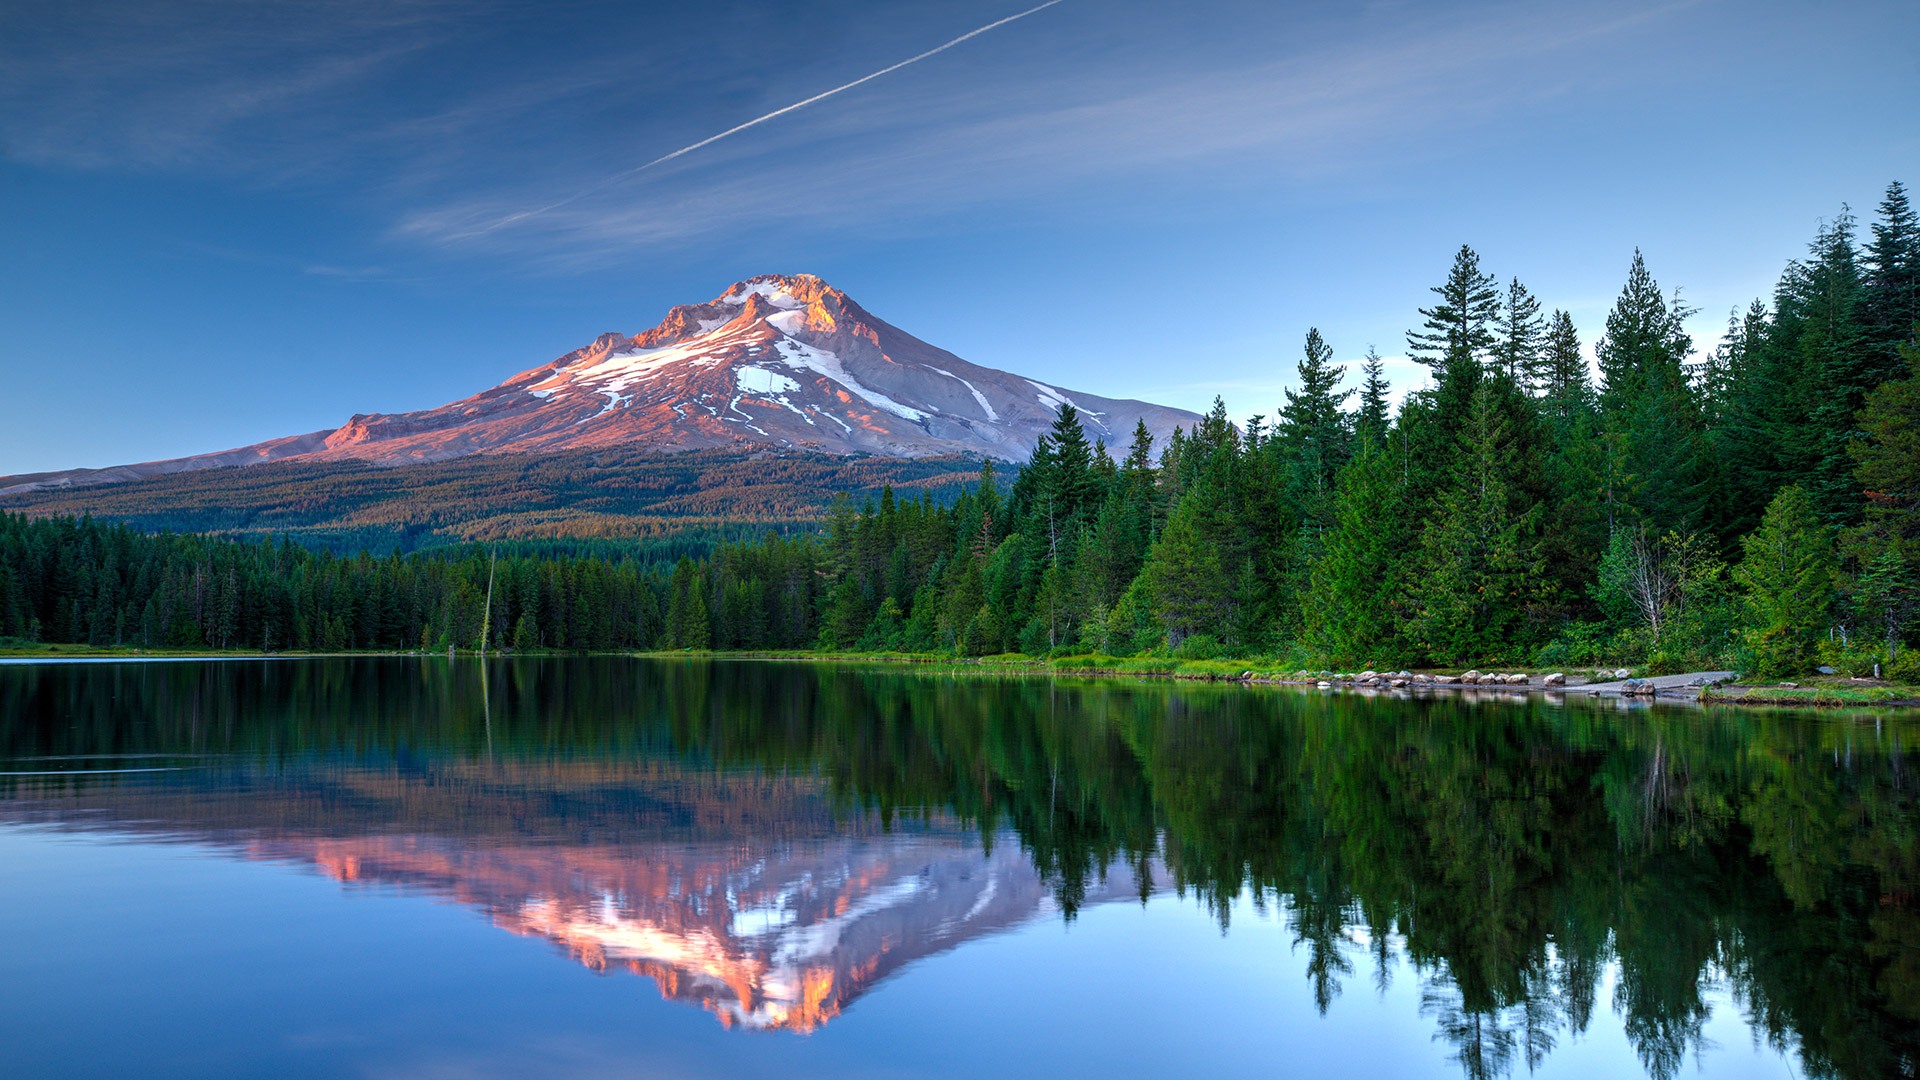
[1594,251,1706,533]
[1794,210,1875,525]
[1700,302,1772,538]
[1408,245,1501,373]
[1407,378,1543,663]
[1493,277,1546,390]
[1304,437,1407,664]
[1733,485,1835,677]
[1533,311,1606,613]
[1849,340,1920,572]
[1538,310,1593,431]
[1710,298,1789,541]
[1404,247,1501,512]
[1142,465,1243,647]
[1355,347,1392,442]
[1045,403,1099,527]
[1277,327,1354,519]
[1850,550,1918,657]
[1862,180,1920,378]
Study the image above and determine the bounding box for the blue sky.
[3,0,1916,474]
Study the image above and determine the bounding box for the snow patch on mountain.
[736,366,801,397]
[930,367,998,421]
[773,339,929,423]
[540,324,750,397]
[1027,379,1110,432]
[723,281,803,310]
[1026,379,1075,413]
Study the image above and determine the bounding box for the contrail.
[468,0,1065,236]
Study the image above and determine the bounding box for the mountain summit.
[2,275,1198,494]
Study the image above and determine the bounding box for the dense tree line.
[4,182,1917,676]
[0,517,675,651]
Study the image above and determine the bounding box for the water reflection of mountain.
[2,761,1155,1033]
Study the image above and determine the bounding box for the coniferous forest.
[4,183,1917,679]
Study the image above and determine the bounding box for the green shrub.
[1887,647,1920,684]
[1815,640,1886,679]
[1174,634,1225,660]
[1533,621,1644,668]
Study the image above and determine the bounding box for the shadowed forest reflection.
[1,657,1914,1078]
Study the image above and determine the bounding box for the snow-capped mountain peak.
[0,274,1199,494]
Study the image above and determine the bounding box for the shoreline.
[4,645,1916,711]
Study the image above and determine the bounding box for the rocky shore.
[1264,668,1738,702]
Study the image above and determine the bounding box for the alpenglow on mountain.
[2,275,1199,493]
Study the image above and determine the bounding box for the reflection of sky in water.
[1,657,1910,1080]
[0,819,1790,1080]
[0,814,1766,1076]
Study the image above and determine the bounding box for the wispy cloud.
[393,1,1703,266]
[459,0,1068,238]
[3,0,1703,269]
[0,0,467,175]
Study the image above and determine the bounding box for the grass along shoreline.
[641,649,1920,708]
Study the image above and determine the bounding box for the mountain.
[1,274,1198,496]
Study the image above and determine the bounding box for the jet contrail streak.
[468,0,1065,236]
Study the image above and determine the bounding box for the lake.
[1,657,1914,1079]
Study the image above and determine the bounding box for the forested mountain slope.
[0,449,983,555]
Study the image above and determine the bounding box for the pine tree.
[1304,437,1406,663]
[1532,310,1607,613]
[1713,298,1790,541]
[1848,341,1920,571]
[1407,378,1543,663]
[1538,310,1594,432]
[664,558,706,648]
[1493,277,1546,389]
[1733,485,1835,677]
[1121,419,1165,540]
[1701,302,1774,539]
[1142,465,1244,647]
[1850,550,1917,657]
[1355,347,1392,443]
[1159,427,1186,509]
[1404,248,1500,511]
[513,610,540,650]
[1696,308,1743,426]
[1191,396,1239,464]
[1862,180,1920,379]
[1594,251,1706,533]
[684,574,711,649]
[1124,419,1155,473]
[1795,209,1874,525]
[1407,245,1501,373]
[1045,403,1099,526]
[1277,328,1354,518]
[1595,251,1676,402]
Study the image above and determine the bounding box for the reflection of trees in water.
[2,659,1916,1078]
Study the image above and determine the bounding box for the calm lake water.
[1,657,1914,1079]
